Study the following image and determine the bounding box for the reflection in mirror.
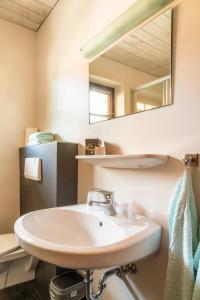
[89,9,172,124]
[132,75,171,113]
[89,83,114,123]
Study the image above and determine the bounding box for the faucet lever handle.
[87,188,113,205]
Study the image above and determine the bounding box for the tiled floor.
[0,281,42,300]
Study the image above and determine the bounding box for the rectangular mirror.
[89,9,172,124]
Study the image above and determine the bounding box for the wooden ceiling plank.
[105,53,166,77]
[118,42,170,69]
[122,36,170,62]
[104,55,160,77]
[164,9,171,18]
[132,30,170,53]
[142,22,171,45]
[104,47,168,77]
[118,40,164,62]
[37,0,57,7]
[11,0,51,17]
[115,46,169,72]
[0,6,39,30]
[0,0,43,24]
[128,34,169,58]
[152,14,171,33]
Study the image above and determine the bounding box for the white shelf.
[76,154,169,169]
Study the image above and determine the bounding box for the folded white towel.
[27,140,40,146]
[24,158,41,181]
[25,127,38,145]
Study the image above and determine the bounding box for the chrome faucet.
[87,188,116,216]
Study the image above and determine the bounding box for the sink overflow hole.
[99,221,103,227]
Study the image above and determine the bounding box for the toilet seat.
[0,233,19,257]
[0,234,38,289]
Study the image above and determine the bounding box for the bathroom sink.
[14,205,161,269]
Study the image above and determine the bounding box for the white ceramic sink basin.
[14,204,161,269]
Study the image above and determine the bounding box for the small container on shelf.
[94,141,106,155]
[85,139,101,155]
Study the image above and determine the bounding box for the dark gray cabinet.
[19,142,78,215]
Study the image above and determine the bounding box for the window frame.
[89,82,115,124]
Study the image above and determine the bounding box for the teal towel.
[35,135,54,143]
[192,230,200,299]
[164,169,198,300]
[29,132,53,141]
[28,131,54,144]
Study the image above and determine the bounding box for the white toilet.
[0,233,38,289]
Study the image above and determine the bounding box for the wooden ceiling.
[0,0,58,31]
[103,10,172,77]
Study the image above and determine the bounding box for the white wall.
[0,19,37,233]
[35,0,200,299]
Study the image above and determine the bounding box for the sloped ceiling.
[0,0,58,31]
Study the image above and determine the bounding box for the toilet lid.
[0,233,19,256]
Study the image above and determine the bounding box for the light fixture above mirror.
[81,0,174,60]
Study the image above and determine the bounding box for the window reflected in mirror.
[89,9,172,124]
[132,75,171,113]
[89,83,114,123]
